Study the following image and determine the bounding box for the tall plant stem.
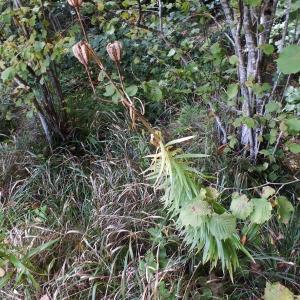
[74,7,161,144]
[91,48,160,141]
[75,7,89,42]
[85,65,96,94]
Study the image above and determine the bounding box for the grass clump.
[0,112,299,299]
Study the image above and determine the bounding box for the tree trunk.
[220,0,278,161]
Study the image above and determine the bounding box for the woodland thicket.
[0,0,299,299]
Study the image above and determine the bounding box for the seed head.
[67,0,83,7]
[106,41,122,63]
[72,41,90,66]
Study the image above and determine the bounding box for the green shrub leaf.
[249,198,272,224]
[244,0,261,6]
[1,67,15,82]
[285,118,300,133]
[179,200,212,227]
[265,101,281,113]
[143,80,163,101]
[227,83,239,100]
[277,45,300,74]
[167,48,176,57]
[288,143,300,154]
[229,55,239,65]
[260,44,274,55]
[276,196,294,224]
[103,84,116,97]
[261,186,276,198]
[230,194,254,220]
[126,85,138,96]
[265,282,294,300]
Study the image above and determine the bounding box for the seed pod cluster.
[67,0,83,7]
[72,41,90,66]
[106,41,122,63]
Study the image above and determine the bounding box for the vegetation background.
[0,0,299,299]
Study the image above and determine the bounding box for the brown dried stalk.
[71,5,160,144]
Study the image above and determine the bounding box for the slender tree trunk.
[38,112,52,145]
[220,0,278,161]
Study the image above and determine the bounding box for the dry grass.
[1,115,299,300]
[0,122,191,299]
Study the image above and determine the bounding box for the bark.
[278,0,292,52]
[14,75,56,143]
[208,102,227,144]
[220,0,278,160]
[220,0,254,157]
[38,112,52,145]
[259,0,278,46]
[10,0,67,143]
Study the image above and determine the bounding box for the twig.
[203,12,235,47]
[87,46,161,143]
[135,0,188,65]
[136,0,143,26]
[278,0,292,52]
[272,130,283,155]
[208,102,227,144]
[84,64,96,94]
[158,0,163,33]
[75,6,89,42]
[211,95,243,115]
[220,177,300,192]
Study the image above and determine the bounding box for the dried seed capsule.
[72,41,90,66]
[106,41,122,63]
[67,0,83,7]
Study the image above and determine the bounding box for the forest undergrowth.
[0,0,300,299]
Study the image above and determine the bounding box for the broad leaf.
[265,282,294,300]
[227,83,238,100]
[230,194,253,220]
[261,186,276,198]
[288,143,300,154]
[285,118,300,133]
[209,213,236,240]
[143,80,163,101]
[150,86,163,101]
[249,198,272,224]
[103,84,116,97]
[1,67,15,82]
[277,196,294,224]
[179,200,212,227]
[126,85,138,96]
[265,101,281,113]
[210,42,222,56]
[277,45,300,74]
[229,55,239,65]
[260,44,274,55]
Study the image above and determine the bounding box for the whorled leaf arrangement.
[145,136,254,279]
